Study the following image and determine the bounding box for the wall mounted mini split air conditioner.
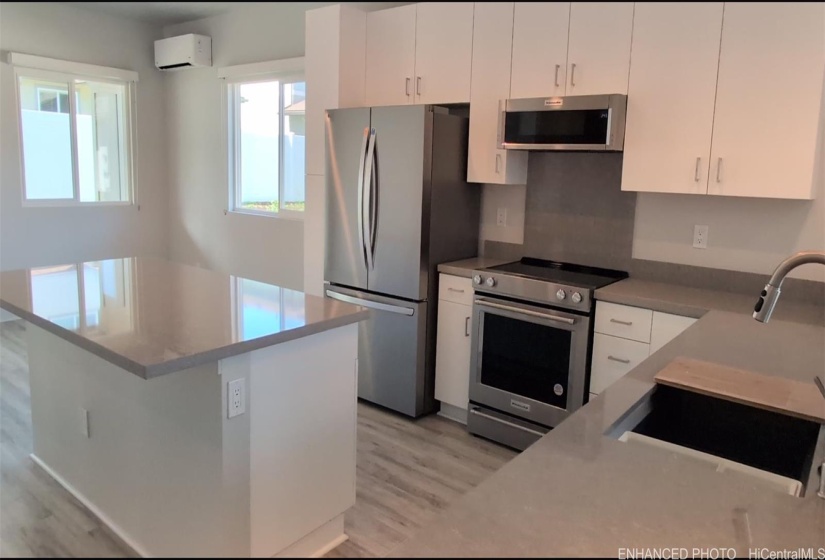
[154,34,212,70]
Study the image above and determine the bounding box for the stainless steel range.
[468,258,627,450]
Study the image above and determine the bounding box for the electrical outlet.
[80,408,90,438]
[693,225,709,249]
[496,207,507,227]
[227,378,246,418]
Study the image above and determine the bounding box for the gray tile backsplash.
[481,153,823,306]
[522,152,636,271]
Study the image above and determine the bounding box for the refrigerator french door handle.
[356,128,370,271]
[325,289,415,316]
[368,136,378,266]
[363,128,378,271]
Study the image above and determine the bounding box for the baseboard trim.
[31,453,347,558]
[437,402,468,425]
[274,513,348,558]
[29,454,148,558]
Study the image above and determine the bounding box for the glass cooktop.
[486,257,628,290]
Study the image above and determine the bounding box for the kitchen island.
[392,282,825,556]
[0,257,369,557]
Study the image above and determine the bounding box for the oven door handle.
[474,299,576,325]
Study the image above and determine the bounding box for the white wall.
[162,4,319,291]
[0,2,169,270]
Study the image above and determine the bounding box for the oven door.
[469,295,590,427]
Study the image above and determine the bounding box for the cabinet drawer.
[594,301,653,343]
[590,333,650,394]
[438,274,473,306]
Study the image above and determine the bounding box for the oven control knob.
[473,274,483,286]
[571,292,582,304]
[485,277,497,288]
[556,289,566,301]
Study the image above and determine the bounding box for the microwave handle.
[497,99,506,149]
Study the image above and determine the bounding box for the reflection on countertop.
[0,256,368,378]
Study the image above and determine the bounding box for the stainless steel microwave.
[499,94,627,151]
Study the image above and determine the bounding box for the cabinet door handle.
[716,157,723,182]
[416,76,421,96]
[465,316,470,337]
[570,63,576,87]
[447,287,465,293]
[405,77,411,97]
[495,153,501,174]
[609,318,633,326]
[607,355,631,364]
[554,64,561,87]
[694,157,701,182]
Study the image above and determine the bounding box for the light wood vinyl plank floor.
[0,320,516,558]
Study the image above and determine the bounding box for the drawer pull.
[447,287,465,293]
[609,318,633,326]
[607,355,631,364]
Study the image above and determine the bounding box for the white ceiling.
[69,2,411,26]
[70,2,239,25]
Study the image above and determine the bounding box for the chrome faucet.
[753,250,825,324]
[753,250,825,499]
[753,249,825,400]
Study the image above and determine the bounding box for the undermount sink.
[608,385,822,495]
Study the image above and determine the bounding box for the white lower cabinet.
[590,333,650,394]
[434,275,473,423]
[650,311,697,355]
[590,301,697,396]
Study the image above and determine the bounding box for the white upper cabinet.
[364,3,473,107]
[510,2,570,98]
[468,2,527,185]
[708,2,824,199]
[621,2,724,194]
[365,4,416,106]
[510,2,632,98]
[414,3,474,104]
[566,2,634,96]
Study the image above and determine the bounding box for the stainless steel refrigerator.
[324,105,480,418]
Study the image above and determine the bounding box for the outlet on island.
[227,378,246,418]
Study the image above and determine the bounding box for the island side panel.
[243,323,358,557]
[25,324,243,557]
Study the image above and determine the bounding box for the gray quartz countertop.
[0,257,369,379]
[597,278,825,326]
[437,257,513,278]
[392,311,825,556]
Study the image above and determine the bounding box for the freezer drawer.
[325,285,429,417]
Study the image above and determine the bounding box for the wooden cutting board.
[654,356,825,424]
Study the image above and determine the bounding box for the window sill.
[21,200,134,208]
[228,208,305,221]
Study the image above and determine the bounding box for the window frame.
[14,65,137,208]
[223,66,306,221]
[35,87,71,113]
